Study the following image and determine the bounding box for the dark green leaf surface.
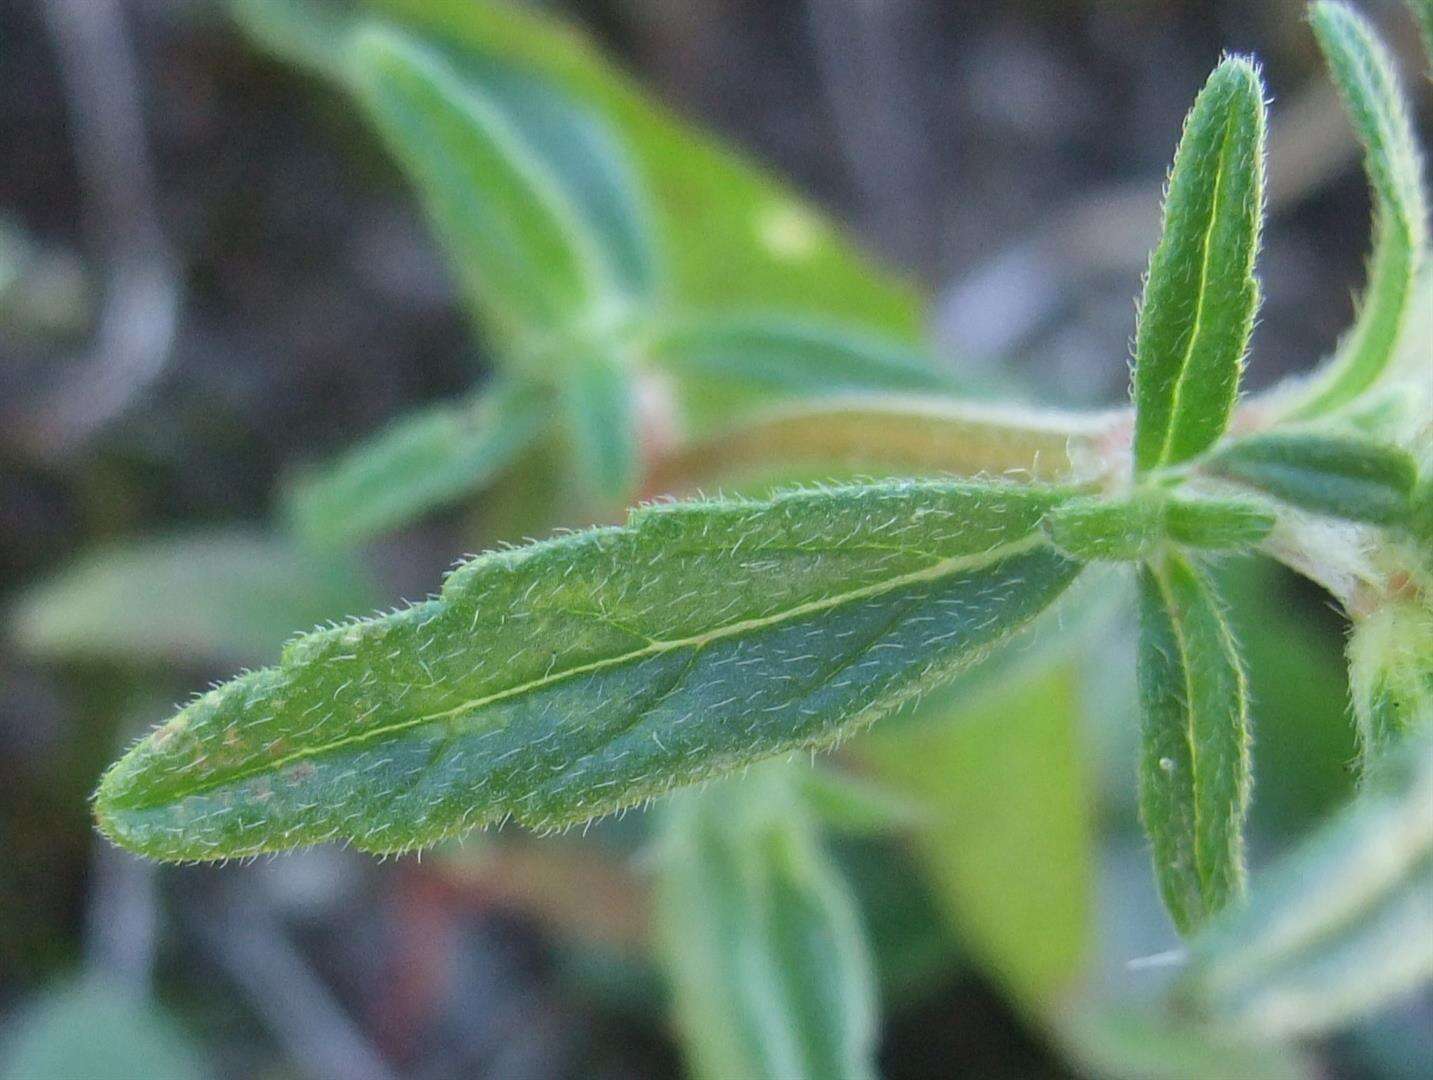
[95,480,1082,861]
[557,348,640,510]
[350,27,627,345]
[13,531,380,668]
[1287,3,1427,418]
[1137,551,1251,935]
[1209,430,1417,525]
[656,766,877,1080]
[1412,0,1433,72]
[1180,731,1433,1038]
[1132,58,1266,473]
[283,377,551,546]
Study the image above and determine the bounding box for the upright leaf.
[1132,58,1266,473]
[1410,0,1433,72]
[94,480,1084,861]
[656,766,878,1080]
[283,376,551,546]
[349,27,622,346]
[1137,551,1252,935]
[1285,2,1427,418]
[556,348,640,510]
[1179,730,1433,1038]
[1348,599,1433,771]
[1208,430,1417,525]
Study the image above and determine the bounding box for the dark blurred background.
[1,1,1429,1077]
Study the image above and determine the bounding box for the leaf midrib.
[124,533,1051,809]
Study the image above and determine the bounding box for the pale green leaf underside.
[95,480,1082,861]
[657,766,878,1080]
[1137,551,1252,935]
[1285,2,1427,419]
[283,376,551,546]
[1180,731,1433,1038]
[1132,57,1266,473]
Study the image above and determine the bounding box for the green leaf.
[1057,1005,1312,1080]
[1208,430,1417,525]
[282,376,551,546]
[1044,493,1165,562]
[557,349,640,511]
[0,979,207,1080]
[1348,599,1433,771]
[1284,2,1427,419]
[231,0,925,339]
[361,0,925,337]
[647,314,948,425]
[1137,551,1252,935]
[1163,495,1275,551]
[797,766,923,836]
[12,531,380,668]
[349,27,631,347]
[1410,0,1433,72]
[655,765,878,1080]
[94,480,1084,861]
[648,394,1102,494]
[859,665,1093,1011]
[1178,730,1433,1038]
[1131,57,1266,473]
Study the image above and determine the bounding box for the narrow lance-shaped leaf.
[1285,2,1427,418]
[1410,0,1433,73]
[1208,430,1417,525]
[1138,551,1252,935]
[95,479,1084,861]
[1132,58,1266,473]
[557,347,641,511]
[656,765,878,1080]
[12,531,380,668]
[1177,730,1433,1039]
[646,393,1102,494]
[282,376,551,547]
[349,27,624,346]
[1347,599,1433,772]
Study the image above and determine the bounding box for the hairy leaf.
[647,314,949,410]
[557,349,640,510]
[1132,58,1266,473]
[1179,731,1433,1038]
[233,0,924,337]
[1348,599,1433,771]
[1163,495,1275,551]
[13,531,380,667]
[1209,430,1417,525]
[283,377,551,546]
[95,480,1083,861]
[647,394,1102,493]
[1137,551,1252,935]
[656,766,878,1080]
[1286,2,1427,418]
[350,27,630,346]
[1044,494,1165,562]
